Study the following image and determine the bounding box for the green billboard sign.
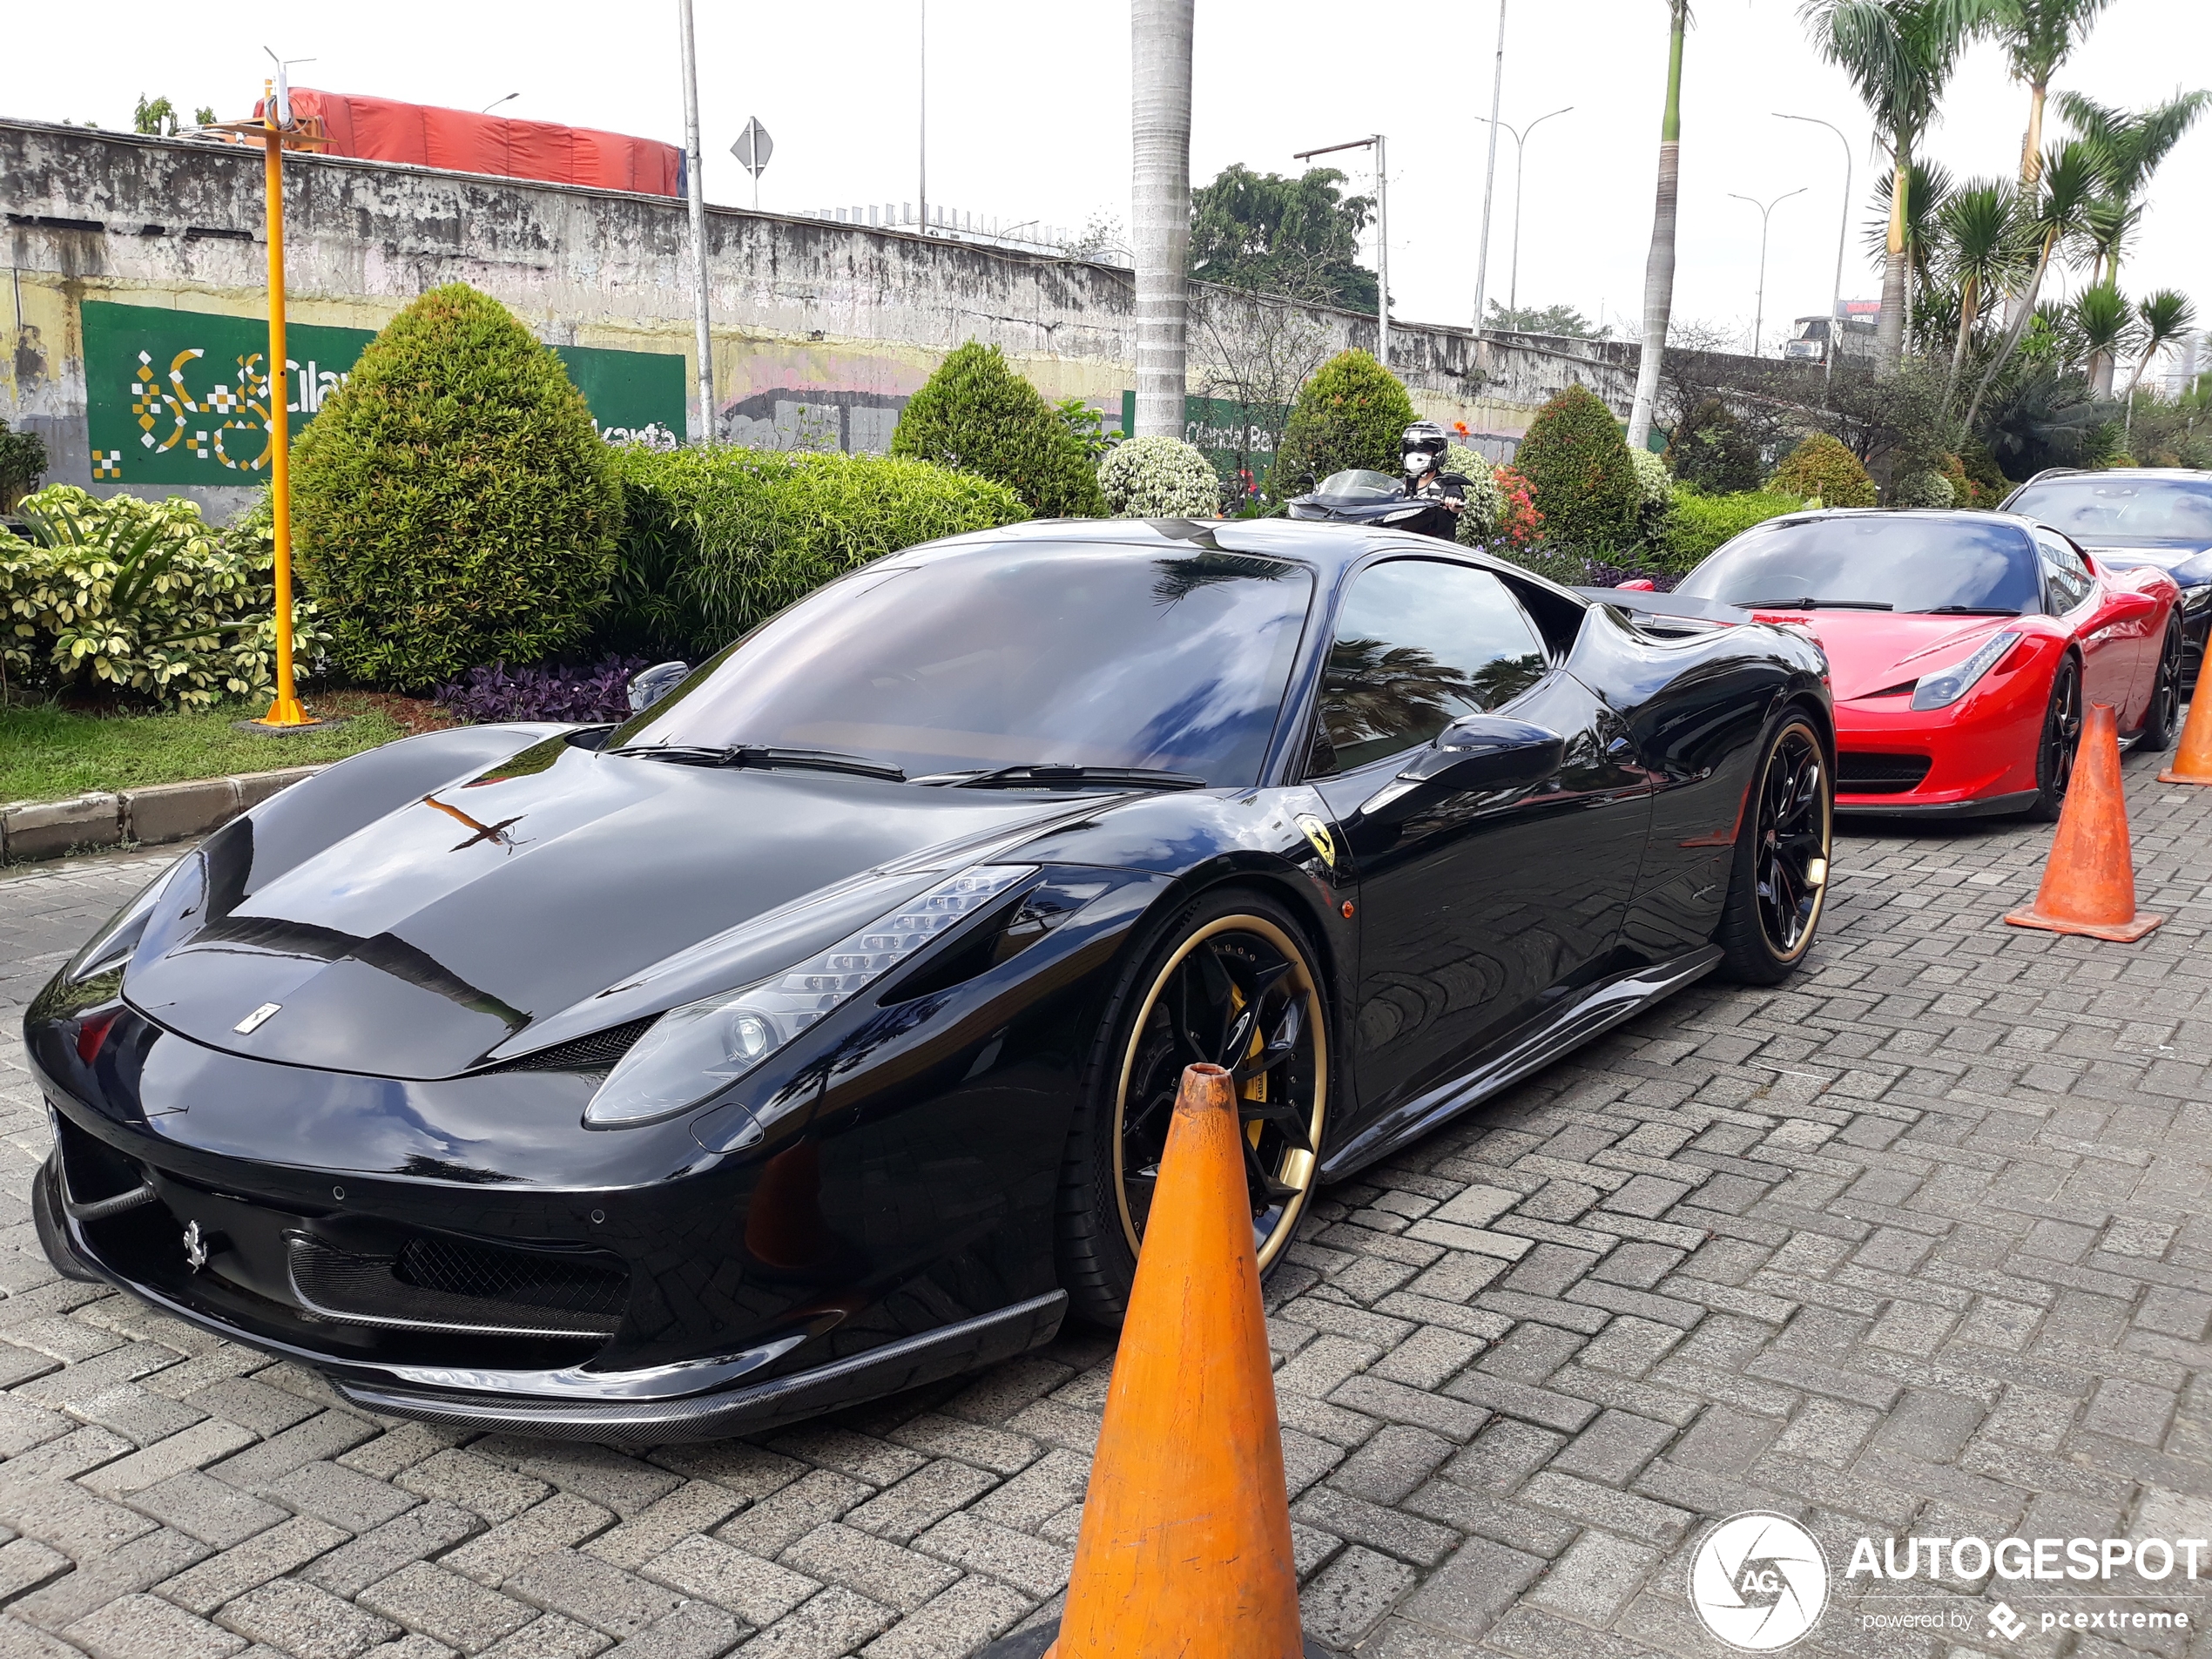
[1118,391,1290,501]
[84,300,686,485]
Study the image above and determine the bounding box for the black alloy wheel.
[2140,617,2184,752]
[1058,891,1327,1325]
[1716,713,1832,984]
[2028,654,2084,822]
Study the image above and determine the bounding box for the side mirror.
[626,660,691,714]
[1353,716,1564,827]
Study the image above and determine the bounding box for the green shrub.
[1891,470,1956,509]
[0,485,322,707]
[1514,383,1641,553]
[1269,350,1417,499]
[1098,435,1221,517]
[891,342,1105,518]
[290,282,622,691]
[1662,399,1762,494]
[606,447,1028,655]
[1958,439,2012,504]
[1769,433,1876,507]
[1446,443,1504,545]
[0,418,47,514]
[1657,488,1805,574]
[1627,447,1674,549]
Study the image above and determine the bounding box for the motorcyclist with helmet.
[1400,421,1472,533]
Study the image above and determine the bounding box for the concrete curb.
[0,766,326,864]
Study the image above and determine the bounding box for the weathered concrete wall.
[3,119,1615,518]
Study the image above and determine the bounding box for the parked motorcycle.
[1285,468,1465,542]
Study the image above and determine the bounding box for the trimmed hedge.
[1657,489,1805,574]
[1099,435,1221,516]
[291,283,621,691]
[606,447,1028,655]
[1446,443,1505,546]
[1514,383,1641,553]
[1662,398,1763,494]
[1269,350,1416,498]
[891,342,1105,518]
[1770,433,1877,508]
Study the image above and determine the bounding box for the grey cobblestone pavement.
[1,748,2209,1659]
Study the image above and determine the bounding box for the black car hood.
[122,738,1102,1081]
[2080,538,2212,578]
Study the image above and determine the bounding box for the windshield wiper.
[1741,597,1893,610]
[925,764,1208,792]
[1919,605,2024,616]
[608,744,907,782]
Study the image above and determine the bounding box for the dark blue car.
[2002,469,2212,683]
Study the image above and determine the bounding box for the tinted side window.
[1312,560,1548,774]
[2036,530,2094,613]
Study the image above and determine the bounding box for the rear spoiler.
[1575,587,1752,626]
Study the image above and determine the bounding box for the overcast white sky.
[12,1,2208,357]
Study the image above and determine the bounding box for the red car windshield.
[1677,517,2041,615]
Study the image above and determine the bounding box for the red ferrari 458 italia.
[1669,509,2184,819]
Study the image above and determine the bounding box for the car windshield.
[607,543,1315,786]
[1676,516,2042,614]
[2006,475,2212,542]
[1312,469,1401,502]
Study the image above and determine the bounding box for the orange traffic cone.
[1048,1063,1306,1659]
[2159,688,2212,786]
[2005,702,2164,943]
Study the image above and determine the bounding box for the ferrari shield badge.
[1294,813,1338,869]
[182,1219,208,1272]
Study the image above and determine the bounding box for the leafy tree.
[891,341,1105,519]
[1515,383,1642,552]
[1189,165,1378,310]
[1485,301,1610,339]
[290,282,622,690]
[1802,0,1993,374]
[1268,350,1415,499]
[132,95,179,137]
[0,418,48,514]
[1663,398,1763,494]
[1771,432,1880,505]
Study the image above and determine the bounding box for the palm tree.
[2073,282,2134,397]
[1131,0,1195,440]
[2078,194,2141,287]
[1800,0,1995,374]
[1935,179,2026,389]
[1965,140,2099,424]
[1865,158,1953,354]
[2060,91,2212,274]
[1628,0,1691,451]
[2123,289,2197,444]
[1986,0,2113,325]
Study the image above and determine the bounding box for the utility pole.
[1131,0,1193,439]
[918,0,928,232]
[1728,187,1805,356]
[1775,112,1852,384]
[1296,135,1389,367]
[678,0,713,444]
[1471,0,1507,337]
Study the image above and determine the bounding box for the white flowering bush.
[1890,469,1956,509]
[0,486,323,707]
[1445,442,1505,546]
[1627,445,1672,509]
[1097,435,1222,518]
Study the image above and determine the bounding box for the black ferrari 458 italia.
[26,519,1834,1442]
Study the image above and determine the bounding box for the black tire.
[1056,887,1330,1327]
[2138,617,2184,752]
[32,1155,104,1285]
[2027,652,2085,822]
[1716,711,1833,985]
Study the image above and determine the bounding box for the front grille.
[1838,752,1932,795]
[289,1232,628,1339]
[482,1017,654,1075]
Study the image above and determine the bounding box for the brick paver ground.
[1,748,2208,1659]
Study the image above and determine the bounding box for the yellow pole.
[255,77,310,727]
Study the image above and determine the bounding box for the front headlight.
[583,865,1033,1127]
[1911,631,2021,711]
[2181,582,2212,617]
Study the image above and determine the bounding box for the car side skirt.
[1835,789,2039,820]
[1319,945,1724,1183]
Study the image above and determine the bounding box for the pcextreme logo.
[1689,1513,1831,1651]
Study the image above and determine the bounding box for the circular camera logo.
[1689,1512,1830,1651]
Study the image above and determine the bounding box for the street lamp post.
[1473,105,1572,326]
[677,0,713,444]
[1727,187,1806,357]
[1775,112,1851,382]
[1471,0,1506,337]
[1295,135,1387,367]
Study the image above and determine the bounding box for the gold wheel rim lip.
[1111,912,1328,1272]
[1764,720,1833,965]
